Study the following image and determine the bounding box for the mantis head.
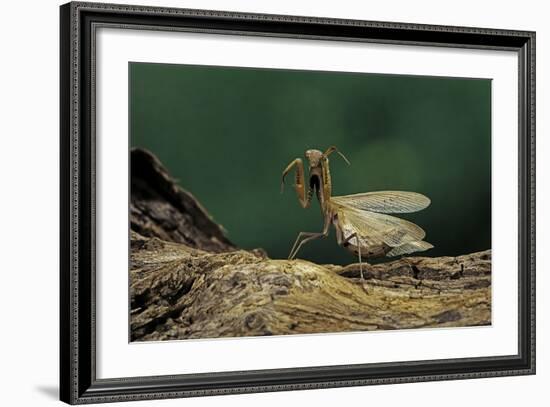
[305,146,351,195]
[305,149,324,170]
[305,146,351,170]
[281,146,350,196]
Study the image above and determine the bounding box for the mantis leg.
[343,233,363,280]
[335,227,365,280]
[288,214,331,260]
[288,232,325,260]
[281,158,311,209]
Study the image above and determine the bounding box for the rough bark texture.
[129,148,491,341]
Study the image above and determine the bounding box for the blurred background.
[130,62,491,265]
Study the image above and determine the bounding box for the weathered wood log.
[129,148,491,341]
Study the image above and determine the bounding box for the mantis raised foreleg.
[281,158,312,209]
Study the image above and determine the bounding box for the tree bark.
[131,148,235,252]
[130,148,491,341]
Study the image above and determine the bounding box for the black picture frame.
[60,2,536,404]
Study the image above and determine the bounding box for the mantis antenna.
[323,146,351,165]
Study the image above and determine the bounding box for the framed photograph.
[60,1,535,404]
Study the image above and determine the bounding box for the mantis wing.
[336,206,427,248]
[386,240,433,257]
[331,191,430,214]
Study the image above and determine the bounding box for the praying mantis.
[281,146,433,279]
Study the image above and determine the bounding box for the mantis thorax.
[305,149,332,211]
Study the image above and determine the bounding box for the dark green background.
[130,63,491,265]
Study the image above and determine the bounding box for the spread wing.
[331,191,430,214]
[336,206,426,248]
